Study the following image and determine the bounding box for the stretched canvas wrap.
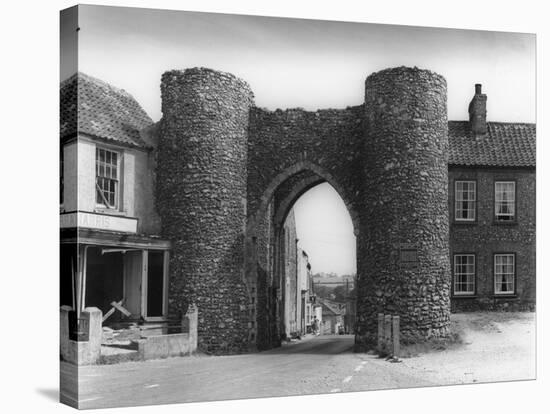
[59,4,536,409]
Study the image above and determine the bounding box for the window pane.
[95,148,120,209]
[495,182,515,220]
[455,181,475,221]
[494,254,514,294]
[454,255,475,294]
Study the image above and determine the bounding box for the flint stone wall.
[157,68,253,354]
[357,67,451,347]
[157,66,454,354]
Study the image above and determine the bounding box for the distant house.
[318,298,344,335]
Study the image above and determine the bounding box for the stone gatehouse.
[60,66,535,355]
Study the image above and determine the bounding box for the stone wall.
[247,106,365,230]
[246,108,364,349]
[357,67,451,347]
[449,167,536,311]
[155,65,533,355]
[156,68,254,354]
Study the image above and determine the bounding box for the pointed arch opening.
[247,162,358,350]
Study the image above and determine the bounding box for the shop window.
[453,254,475,295]
[96,147,120,209]
[494,254,515,295]
[495,181,515,221]
[455,180,476,221]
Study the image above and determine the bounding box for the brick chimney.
[468,83,487,135]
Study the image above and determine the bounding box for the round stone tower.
[356,66,451,348]
[157,68,254,354]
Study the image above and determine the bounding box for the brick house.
[448,85,535,311]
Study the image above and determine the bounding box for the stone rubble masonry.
[357,67,451,348]
[157,68,254,354]
[246,105,364,349]
[155,65,508,354]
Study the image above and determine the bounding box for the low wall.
[136,333,191,359]
[60,306,102,365]
[60,304,198,364]
[135,304,199,360]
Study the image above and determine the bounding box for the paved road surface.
[62,334,434,409]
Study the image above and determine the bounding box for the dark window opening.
[147,251,165,317]
[60,243,77,308]
[85,247,124,316]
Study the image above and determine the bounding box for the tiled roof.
[60,72,153,148]
[318,298,344,316]
[448,121,536,167]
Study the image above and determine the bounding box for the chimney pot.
[475,84,482,94]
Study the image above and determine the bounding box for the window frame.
[494,180,517,223]
[95,146,122,211]
[452,253,476,297]
[454,180,477,222]
[493,253,516,296]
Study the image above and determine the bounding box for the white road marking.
[354,365,363,372]
[343,376,353,383]
[144,384,160,388]
[330,388,341,393]
[361,360,367,365]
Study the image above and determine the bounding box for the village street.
[61,312,535,410]
[62,334,430,409]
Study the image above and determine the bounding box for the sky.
[61,5,536,276]
[293,183,356,275]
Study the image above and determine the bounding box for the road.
[61,334,434,409]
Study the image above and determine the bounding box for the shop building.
[60,73,171,325]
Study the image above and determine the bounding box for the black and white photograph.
[4,1,547,413]
[56,3,539,410]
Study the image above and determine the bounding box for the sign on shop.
[60,211,138,233]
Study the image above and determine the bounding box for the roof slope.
[448,121,535,167]
[318,298,344,316]
[60,72,153,148]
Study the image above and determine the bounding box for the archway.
[246,163,359,350]
[157,66,451,355]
